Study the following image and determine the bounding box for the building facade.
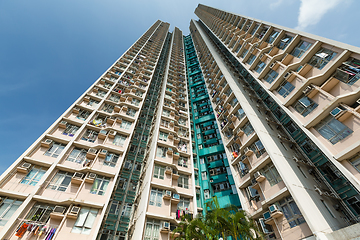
[191,4,360,240]
[1,4,360,240]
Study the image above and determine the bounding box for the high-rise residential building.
[1,4,360,240]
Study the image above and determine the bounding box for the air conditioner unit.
[88,173,97,179]
[98,130,108,139]
[88,148,97,154]
[163,221,170,229]
[53,206,66,214]
[284,72,291,79]
[269,204,279,213]
[356,98,360,105]
[254,171,261,179]
[270,62,275,68]
[85,173,96,184]
[70,206,81,215]
[263,211,271,221]
[93,87,99,92]
[17,162,32,174]
[172,193,180,200]
[73,172,84,179]
[41,139,53,148]
[21,162,32,170]
[99,149,108,158]
[73,107,80,113]
[330,107,346,118]
[165,190,172,196]
[59,120,67,128]
[84,96,90,102]
[109,130,117,138]
[86,148,97,159]
[259,53,264,59]
[302,86,313,95]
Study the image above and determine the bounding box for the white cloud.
[296,0,343,30]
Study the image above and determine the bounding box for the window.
[104,153,119,167]
[82,129,98,143]
[120,120,132,130]
[76,109,90,121]
[47,171,73,191]
[62,124,79,137]
[121,203,132,217]
[44,142,65,158]
[266,31,279,44]
[293,96,318,117]
[201,172,207,180]
[204,190,210,199]
[242,121,254,136]
[308,48,337,70]
[246,54,256,65]
[240,48,248,58]
[277,81,295,98]
[291,40,312,58]
[235,108,246,120]
[279,196,305,228]
[178,174,189,189]
[87,98,99,107]
[278,35,293,50]
[131,98,140,106]
[96,90,107,97]
[113,134,126,147]
[0,198,23,226]
[21,167,46,186]
[254,61,266,73]
[162,109,170,117]
[160,119,170,128]
[126,108,136,117]
[67,148,87,164]
[159,132,168,141]
[108,201,120,215]
[229,97,238,107]
[90,176,110,195]
[178,118,186,125]
[71,207,98,234]
[149,188,163,207]
[109,94,120,103]
[178,156,188,168]
[249,140,266,158]
[144,219,160,240]
[349,156,360,172]
[316,115,353,144]
[178,197,190,210]
[102,104,114,113]
[213,181,231,192]
[264,69,279,84]
[347,196,360,215]
[25,204,54,223]
[156,146,166,158]
[261,164,282,186]
[153,165,165,180]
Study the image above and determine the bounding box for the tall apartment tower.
[190,3,360,240]
[0,20,200,240]
[2,4,360,240]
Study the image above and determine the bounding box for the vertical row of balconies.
[145,27,194,239]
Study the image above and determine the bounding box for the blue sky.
[0,0,358,174]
